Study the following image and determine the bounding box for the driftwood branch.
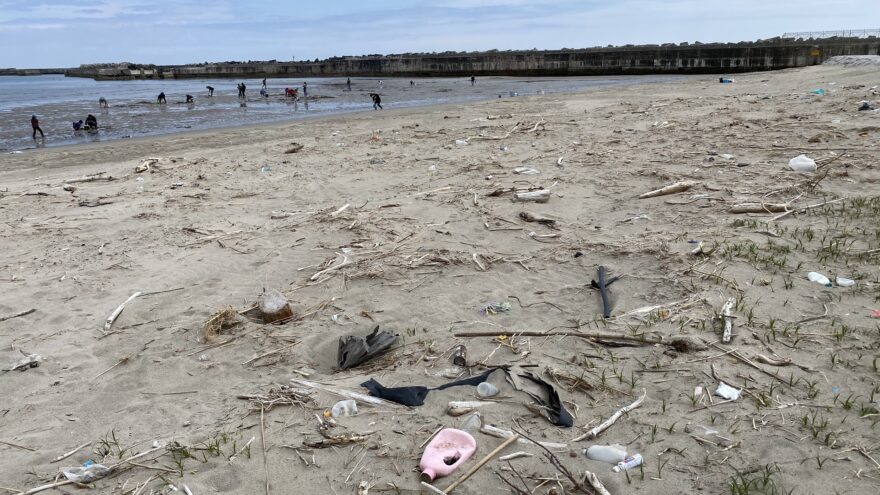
[638,180,698,199]
[573,389,646,441]
[0,308,35,322]
[721,297,735,343]
[103,292,142,333]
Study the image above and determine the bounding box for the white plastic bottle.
[807,272,832,287]
[584,444,627,464]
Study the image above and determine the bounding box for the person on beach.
[470,75,476,86]
[259,88,267,98]
[85,114,97,130]
[346,78,351,91]
[206,86,214,96]
[72,120,84,131]
[238,83,246,98]
[157,92,167,104]
[410,80,414,86]
[262,78,267,89]
[370,93,383,110]
[302,82,308,97]
[186,94,194,103]
[31,114,44,139]
[99,97,109,108]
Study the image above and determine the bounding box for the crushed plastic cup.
[63,463,110,483]
[836,277,855,287]
[788,154,816,173]
[476,382,498,398]
[455,139,469,146]
[331,399,358,418]
[715,382,741,401]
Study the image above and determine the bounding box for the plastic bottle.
[807,272,832,287]
[476,382,498,398]
[612,454,643,472]
[584,444,627,464]
[419,428,477,482]
[135,176,144,193]
[788,155,817,173]
[459,411,482,433]
[331,399,358,418]
[836,276,855,287]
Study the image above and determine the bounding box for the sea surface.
[0,74,687,152]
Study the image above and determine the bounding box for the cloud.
[1,0,878,67]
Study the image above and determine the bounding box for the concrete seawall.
[65,38,880,80]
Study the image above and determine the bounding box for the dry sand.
[1,64,879,495]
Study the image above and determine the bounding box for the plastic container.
[419,428,477,482]
[807,272,832,287]
[331,399,358,418]
[836,277,855,287]
[612,454,643,472]
[459,412,482,433]
[788,155,817,173]
[584,444,627,464]
[476,382,498,398]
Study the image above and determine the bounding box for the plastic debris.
[62,463,110,483]
[612,454,643,472]
[476,382,498,398]
[480,301,511,315]
[788,154,817,173]
[807,271,832,287]
[513,166,540,175]
[331,399,358,418]
[836,276,855,287]
[584,444,627,464]
[715,382,741,401]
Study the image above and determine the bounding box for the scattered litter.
[450,345,467,367]
[807,271,832,287]
[858,101,875,111]
[638,180,698,199]
[476,382,498,398]
[369,158,386,165]
[337,326,398,369]
[330,399,358,418]
[513,166,540,175]
[810,88,826,96]
[135,157,159,173]
[514,189,550,203]
[612,454,643,472]
[455,139,469,146]
[6,353,42,372]
[447,400,494,416]
[719,153,734,160]
[62,462,110,483]
[480,301,511,315]
[871,310,880,318]
[584,444,627,464]
[258,289,294,323]
[788,154,816,173]
[715,382,741,401]
[419,428,476,482]
[836,276,855,287]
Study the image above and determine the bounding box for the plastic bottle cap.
[420,469,436,482]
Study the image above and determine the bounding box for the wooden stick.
[597,266,611,318]
[310,253,351,281]
[103,292,142,332]
[455,331,663,346]
[289,378,404,409]
[573,389,646,441]
[638,180,698,199]
[260,407,270,495]
[583,471,611,495]
[721,298,735,343]
[0,439,35,451]
[513,189,550,203]
[20,480,75,495]
[51,441,91,463]
[768,197,846,222]
[0,308,36,322]
[242,341,300,366]
[729,203,787,214]
[442,435,519,493]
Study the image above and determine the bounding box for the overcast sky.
[1,0,877,68]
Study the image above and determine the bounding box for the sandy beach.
[1,63,879,495]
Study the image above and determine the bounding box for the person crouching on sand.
[370,93,383,110]
[85,114,97,130]
[206,86,214,96]
[186,95,194,103]
[157,92,167,104]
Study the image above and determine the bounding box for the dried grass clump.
[200,307,241,343]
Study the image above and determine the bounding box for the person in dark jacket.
[370,93,382,110]
[85,114,98,129]
[206,86,214,96]
[31,114,44,139]
[157,92,167,104]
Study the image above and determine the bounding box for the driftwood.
[51,442,91,463]
[721,297,735,343]
[518,212,556,226]
[729,203,788,214]
[596,266,612,318]
[573,389,646,441]
[454,331,706,352]
[514,190,550,203]
[64,173,114,184]
[289,378,405,409]
[0,308,35,322]
[441,435,519,494]
[583,471,611,495]
[638,180,698,199]
[480,425,567,450]
[310,253,352,281]
[103,292,142,332]
[304,430,374,448]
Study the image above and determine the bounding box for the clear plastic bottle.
[807,271,832,287]
[584,444,627,464]
[476,382,498,398]
[331,399,358,418]
[459,411,482,433]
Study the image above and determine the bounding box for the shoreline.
[2,64,879,494]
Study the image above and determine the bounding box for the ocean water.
[0,74,687,151]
